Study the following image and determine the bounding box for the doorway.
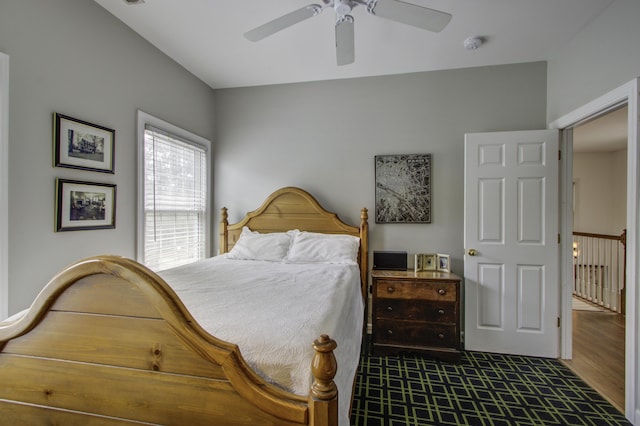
[551,78,639,422]
[564,106,628,412]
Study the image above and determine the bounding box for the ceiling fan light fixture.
[334,0,354,15]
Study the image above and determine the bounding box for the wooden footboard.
[0,256,339,425]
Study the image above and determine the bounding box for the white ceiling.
[574,106,628,153]
[93,0,626,151]
[93,0,615,90]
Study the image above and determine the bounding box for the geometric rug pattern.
[350,340,631,426]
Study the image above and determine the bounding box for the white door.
[464,130,559,358]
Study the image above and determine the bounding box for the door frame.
[0,52,8,321]
[550,78,639,422]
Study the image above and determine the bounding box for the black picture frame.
[54,113,115,173]
[55,179,116,231]
[375,154,431,223]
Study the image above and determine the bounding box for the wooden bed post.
[359,208,369,300]
[220,207,229,254]
[309,334,339,426]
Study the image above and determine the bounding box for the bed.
[0,186,369,425]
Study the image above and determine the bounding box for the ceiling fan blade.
[244,4,324,42]
[336,15,355,66]
[366,0,452,33]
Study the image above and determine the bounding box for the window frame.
[136,110,211,269]
[0,52,8,320]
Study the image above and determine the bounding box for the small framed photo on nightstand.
[436,254,450,272]
[414,254,422,272]
[414,253,436,272]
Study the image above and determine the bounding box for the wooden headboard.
[219,187,369,298]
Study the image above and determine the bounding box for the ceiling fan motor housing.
[334,0,354,15]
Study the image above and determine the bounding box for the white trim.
[136,110,211,265]
[549,81,634,130]
[558,128,573,361]
[550,78,639,423]
[0,52,8,321]
[628,80,640,426]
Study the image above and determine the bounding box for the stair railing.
[572,229,626,314]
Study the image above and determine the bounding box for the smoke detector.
[123,0,145,5]
[463,36,484,50]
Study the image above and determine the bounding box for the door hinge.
[558,233,561,244]
[557,317,561,327]
[559,150,561,161]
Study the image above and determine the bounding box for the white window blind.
[143,125,207,271]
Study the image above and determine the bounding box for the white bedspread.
[159,255,364,426]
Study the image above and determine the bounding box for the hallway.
[563,300,625,412]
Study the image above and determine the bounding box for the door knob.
[467,248,478,256]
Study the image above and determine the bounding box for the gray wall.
[573,150,627,235]
[6,0,631,319]
[547,0,640,121]
[213,62,548,274]
[0,0,215,315]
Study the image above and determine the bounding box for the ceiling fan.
[244,0,452,66]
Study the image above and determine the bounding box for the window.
[137,111,210,271]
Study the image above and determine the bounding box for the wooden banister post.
[309,334,338,426]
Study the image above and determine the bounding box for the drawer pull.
[387,287,395,293]
[438,333,445,339]
[387,329,393,335]
[438,309,445,315]
[438,289,446,295]
[386,306,393,312]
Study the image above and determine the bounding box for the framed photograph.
[414,253,436,272]
[414,253,423,272]
[375,154,431,223]
[54,113,115,173]
[437,253,450,272]
[56,179,116,231]
[424,253,437,271]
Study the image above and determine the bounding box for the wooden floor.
[563,299,625,413]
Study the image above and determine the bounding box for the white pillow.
[286,231,360,265]
[226,227,292,262]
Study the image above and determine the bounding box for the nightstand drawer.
[374,279,456,301]
[374,299,456,323]
[375,320,457,347]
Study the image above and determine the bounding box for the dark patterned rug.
[350,341,630,426]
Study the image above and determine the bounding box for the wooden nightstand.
[371,269,462,362]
